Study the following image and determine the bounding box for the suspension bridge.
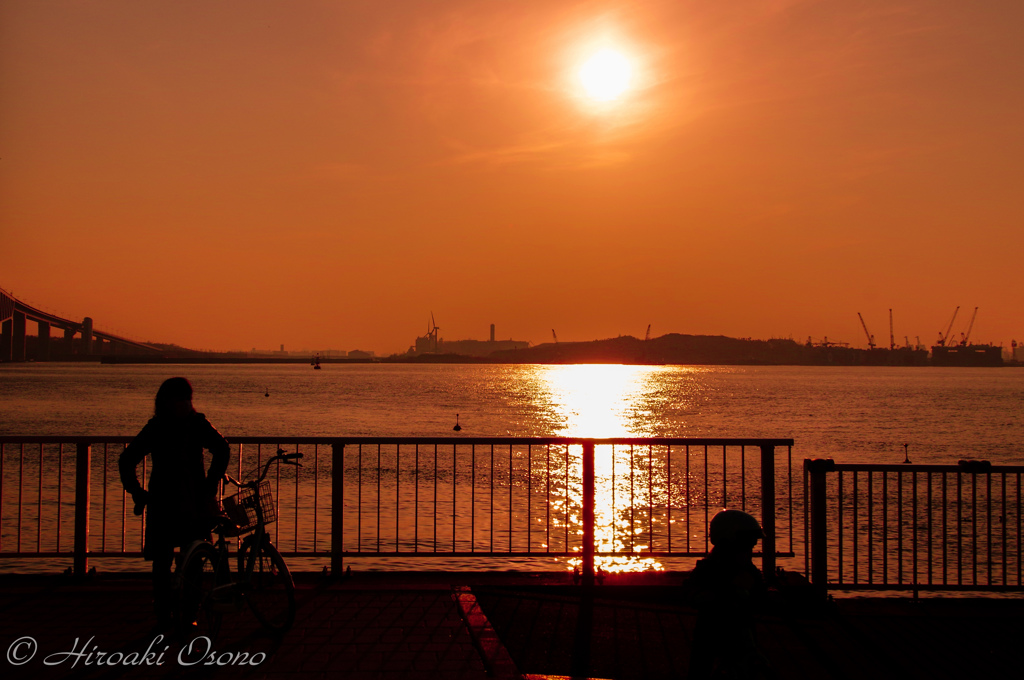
[0,287,159,362]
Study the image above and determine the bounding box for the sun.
[578,49,633,102]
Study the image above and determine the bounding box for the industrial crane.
[552,329,558,343]
[644,324,651,342]
[857,312,876,350]
[937,306,959,346]
[960,307,979,346]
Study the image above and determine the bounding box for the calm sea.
[1,363,1022,576]
[1,363,1021,463]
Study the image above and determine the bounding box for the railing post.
[74,441,91,577]
[808,458,835,588]
[582,441,595,587]
[331,441,345,577]
[759,445,776,581]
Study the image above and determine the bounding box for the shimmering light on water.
[538,364,670,571]
[541,364,653,438]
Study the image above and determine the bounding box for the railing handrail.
[816,462,1024,473]
[0,435,794,446]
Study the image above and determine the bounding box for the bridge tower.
[81,317,93,355]
[0,319,9,361]
[11,311,26,361]
[37,321,51,360]
[1,288,13,361]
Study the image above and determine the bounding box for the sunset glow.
[1,3,1020,353]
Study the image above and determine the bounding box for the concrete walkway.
[0,572,498,680]
[473,583,1024,680]
[1,571,1022,679]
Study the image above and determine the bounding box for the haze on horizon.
[1,1,1021,355]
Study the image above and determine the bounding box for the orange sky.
[2,1,1021,354]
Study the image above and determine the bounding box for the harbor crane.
[960,307,979,346]
[857,312,876,350]
[937,306,959,346]
[644,324,651,341]
[552,329,558,343]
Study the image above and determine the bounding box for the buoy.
[903,443,911,464]
[264,387,270,398]
[453,413,462,432]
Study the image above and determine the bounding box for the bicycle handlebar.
[223,450,304,489]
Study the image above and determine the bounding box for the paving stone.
[6,574,1023,680]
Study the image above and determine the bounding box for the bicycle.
[176,449,302,636]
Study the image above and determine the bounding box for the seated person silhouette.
[119,377,230,630]
[683,509,772,679]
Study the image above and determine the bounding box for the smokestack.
[490,324,495,342]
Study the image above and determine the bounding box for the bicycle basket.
[222,481,276,534]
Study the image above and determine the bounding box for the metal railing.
[805,459,1024,592]
[0,437,795,583]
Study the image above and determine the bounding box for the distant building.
[931,344,1003,367]
[348,349,374,359]
[409,323,529,357]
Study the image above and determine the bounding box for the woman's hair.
[154,377,195,418]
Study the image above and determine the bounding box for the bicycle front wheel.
[239,538,295,633]
[179,543,226,638]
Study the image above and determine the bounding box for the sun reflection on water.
[542,363,653,438]
[537,364,675,573]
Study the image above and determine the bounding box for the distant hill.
[488,334,928,366]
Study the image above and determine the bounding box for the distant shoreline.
[87,355,1021,367]
[97,356,379,365]
[22,332,1011,367]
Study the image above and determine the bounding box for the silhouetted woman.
[119,377,230,628]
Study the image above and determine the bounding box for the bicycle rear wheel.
[179,543,226,638]
[239,538,295,633]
